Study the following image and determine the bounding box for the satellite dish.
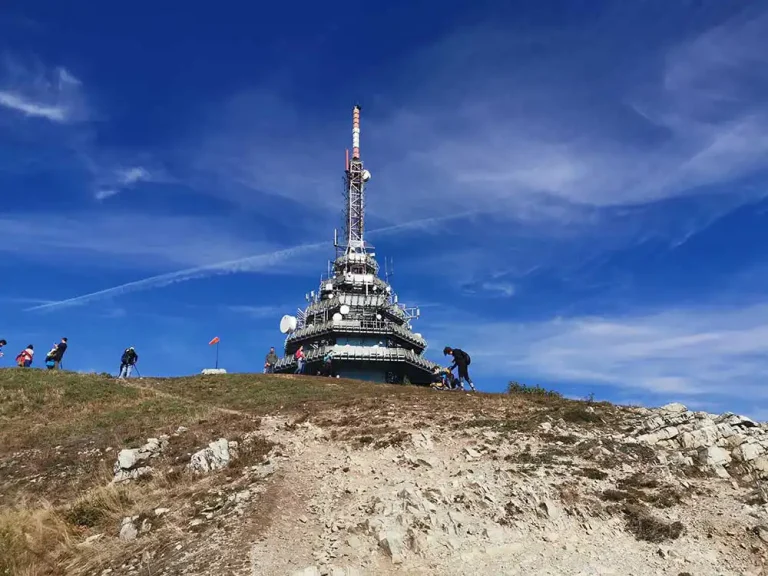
[279,315,297,334]
[332,313,342,322]
[362,170,371,182]
[340,305,350,315]
[414,333,422,339]
[376,314,382,320]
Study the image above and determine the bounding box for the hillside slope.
[1,369,767,575]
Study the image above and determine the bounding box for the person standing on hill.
[51,337,68,369]
[264,347,278,374]
[119,347,139,379]
[0,339,6,358]
[443,346,476,391]
[16,344,34,367]
[294,345,305,374]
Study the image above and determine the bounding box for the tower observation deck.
[272,106,440,384]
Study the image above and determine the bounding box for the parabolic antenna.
[376,313,382,320]
[279,315,297,334]
[362,170,371,182]
[414,333,422,339]
[332,313,342,322]
[340,304,350,315]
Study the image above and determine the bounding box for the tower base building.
[273,106,439,384]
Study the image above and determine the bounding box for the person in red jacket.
[294,345,305,374]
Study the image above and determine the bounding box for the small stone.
[542,532,559,542]
[300,515,309,523]
[464,447,481,459]
[154,507,170,516]
[539,422,552,432]
[119,517,137,541]
[84,533,103,544]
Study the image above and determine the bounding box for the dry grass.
[622,503,685,543]
[0,368,643,574]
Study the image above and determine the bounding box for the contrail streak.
[25,241,327,312]
[25,212,475,313]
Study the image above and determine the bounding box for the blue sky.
[2,1,768,418]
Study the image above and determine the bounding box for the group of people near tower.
[0,337,139,379]
[0,337,69,369]
[262,343,476,390]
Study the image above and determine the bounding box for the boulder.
[378,530,405,564]
[660,403,687,414]
[717,413,758,429]
[112,437,167,482]
[188,438,238,473]
[736,442,764,462]
[698,446,731,467]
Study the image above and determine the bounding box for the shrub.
[507,381,562,398]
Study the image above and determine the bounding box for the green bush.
[507,381,562,398]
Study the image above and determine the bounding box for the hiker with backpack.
[16,344,34,367]
[443,346,476,391]
[119,347,139,379]
[0,339,6,358]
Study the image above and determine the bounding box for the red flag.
[208,336,220,345]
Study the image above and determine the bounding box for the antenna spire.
[352,105,361,159]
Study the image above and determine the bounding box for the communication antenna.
[384,257,394,284]
[279,315,298,334]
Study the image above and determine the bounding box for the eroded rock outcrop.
[634,403,768,479]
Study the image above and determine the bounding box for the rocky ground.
[1,371,768,575]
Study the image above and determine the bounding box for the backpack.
[457,350,470,365]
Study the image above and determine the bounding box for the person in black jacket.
[443,346,476,391]
[119,347,139,379]
[0,339,6,358]
[52,337,67,369]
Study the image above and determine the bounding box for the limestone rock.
[112,437,167,482]
[378,530,405,564]
[698,446,731,467]
[119,517,137,541]
[188,438,238,473]
[660,402,687,414]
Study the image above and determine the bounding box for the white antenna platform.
[279,315,298,334]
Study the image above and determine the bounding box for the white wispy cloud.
[0,57,86,123]
[0,91,67,121]
[425,301,768,406]
[24,241,329,312]
[178,7,768,278]
[24,212,467,312]
[94,165,156,200]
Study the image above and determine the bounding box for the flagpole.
[215,341,219,369]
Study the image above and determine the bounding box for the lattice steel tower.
[273,106,439,384]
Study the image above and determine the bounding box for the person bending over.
[443,346,476,391]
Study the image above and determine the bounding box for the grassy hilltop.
[1,369,764,576]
